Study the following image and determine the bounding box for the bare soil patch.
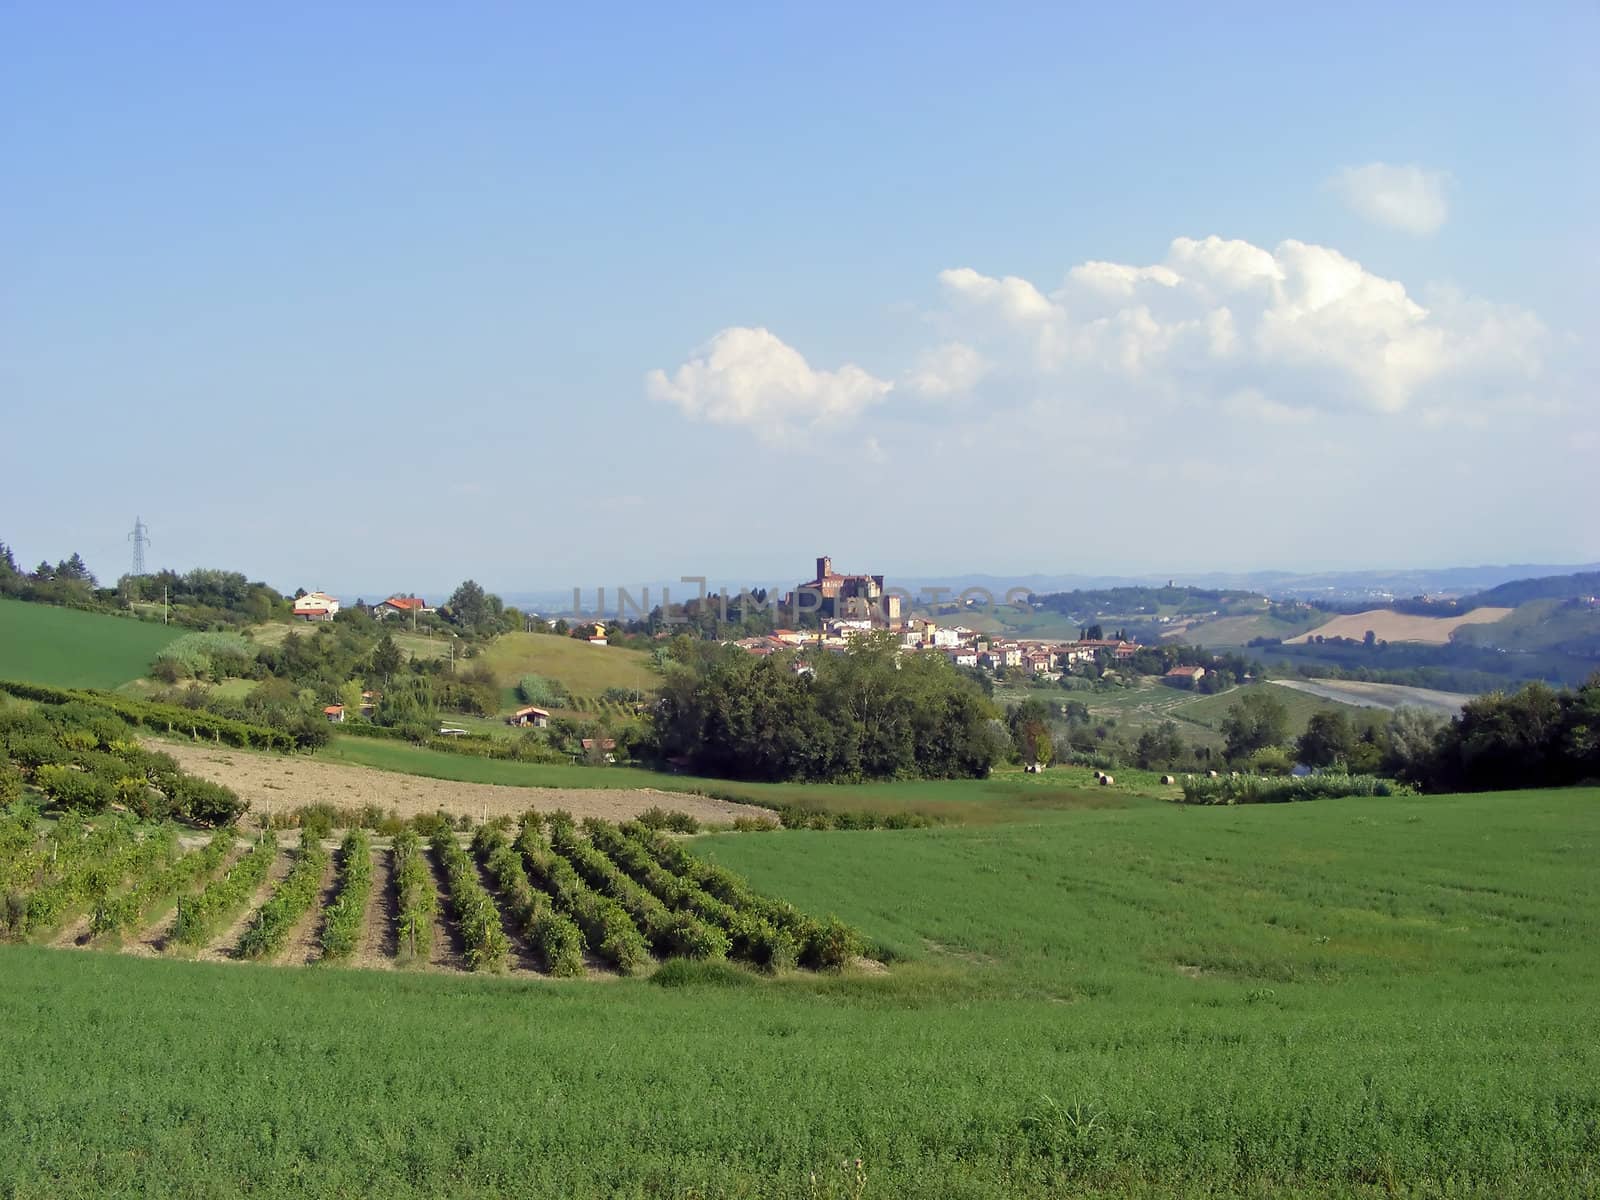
[423,848,467,972]
[1285,607,1512,646]
[277,845,339,966]
[150,740,772,826]
[352,845,395,971]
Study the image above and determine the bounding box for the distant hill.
[1465,571,1600,608]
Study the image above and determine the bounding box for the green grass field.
[318,735,1173,819]
[476,632,655,703]
[1,787,1594,1197]
[997,678,1372,752]
[0,598,183,688]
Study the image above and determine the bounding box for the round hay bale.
[1207,769,1219,778]
[1099,774,1114,786]
[1160,774,1176,785]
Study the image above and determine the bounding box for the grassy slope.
[0,598,182,688]
[999,679,1372,750]
[476,632,655,699]
[1,788,1595,1197]
[1453,598,1600,655]
[1167,681,1379,737]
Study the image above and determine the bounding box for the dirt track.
[150,741,773,826]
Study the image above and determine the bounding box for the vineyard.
[0,804,866,977]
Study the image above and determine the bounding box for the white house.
[293,591,340,620]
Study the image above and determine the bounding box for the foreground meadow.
[1,788,1595,1198]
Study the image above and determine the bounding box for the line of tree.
[648,633,1005,782]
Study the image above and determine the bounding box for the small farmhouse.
[293,591,340,620]
[508,705,550,728]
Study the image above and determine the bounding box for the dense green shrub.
[33,764,115,812]
[0,761,22,804]
[1178,773,1416,805]
[516,674,568,707]
[152,632,256,681]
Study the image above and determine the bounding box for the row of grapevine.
[545,814,729,962]
[318,830,372,961]
[45,824,180,938]
[429,831,510,973]
[515,816,650,974]
[171,833,278,947]
[585,819,795,972]
[621,820,863,969]
[10,817,147,937]
[92,828,234,937]
[470,824,584,976]
[392,829,435,962]
[236,838,330,960]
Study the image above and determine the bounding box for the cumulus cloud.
[904,341,987,398]
[646,327,891,439]
[1329,163,1452,234]
[934,234,1545,417]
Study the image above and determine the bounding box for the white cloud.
[932,234,1545,419]
[1329,163,1452,235]
[646,327,891,439]
[904,341,987,398]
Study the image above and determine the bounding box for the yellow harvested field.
[152,741,773,826]
[1285,607,1512,646]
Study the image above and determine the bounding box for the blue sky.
[2,2,1595,598]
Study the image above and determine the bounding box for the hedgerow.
[0,679,300,750]
[392,829,435,963]
[430,830,510,973]
[1178,773,1417,805]
[515,815,649,974]
[237,837,330,960]
[172,833,278,947]
[318,829,373,962]
[471,824,584,976]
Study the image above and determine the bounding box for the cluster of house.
[291,592,431,621]
[727,617,1152,679]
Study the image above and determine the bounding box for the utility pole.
[163,585,169,625]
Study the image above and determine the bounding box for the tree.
[1135,720,1186,768]
[1084,624,1104,641]
[1220,691,1289,761]
[1296,710,1354,768]
[370,633,404,683]
[56,552,95,586]
[446,580,487,628]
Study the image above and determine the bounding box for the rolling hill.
[475,631,656,707]
[0,598,183,688]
